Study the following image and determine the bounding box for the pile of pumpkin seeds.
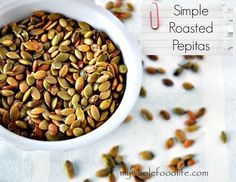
[0,11,127,141]
[104,0,134,21]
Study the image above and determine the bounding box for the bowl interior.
[0,0,142,151]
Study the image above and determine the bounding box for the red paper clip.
[150,1,160,30]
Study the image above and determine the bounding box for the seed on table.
[175,129,186,143]
[140,108,153,121]
[130,164,142,172]
[170,157,181,165]
[123,115,133,123]
[102,154,116,169]
[108,173,116,182]
[109,145,119,158]
[220,131,227,144]
[145,67,158,74]
[120,162,128,173]
[147,55,159,61]
[96,168,111,177]
[114,155,123,164]
[187,159,196,166]
[168,165,177,173]
[162,78,174,87]
[183,139,195,148]
[185,125,200,132]
[173,67,184,76]
[195,107,206,118]
[177,160,185,170]
[139,151,154,160]
[182,82,194,90]
[183,154,194,161]
[165,137,175,149]
[172,107,186,115]
[160,110,170,120]
[64,160,74,179]
[156,67,166,74]
[139,86,146,97]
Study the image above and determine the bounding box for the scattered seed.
[175,129,186,143]
[139,151,154,160]
[147,55,158,61]
[183,82,194,90]
[162,78,174,87]
[220,131,227,144]
[195,107,206,118]
[165,137,175,149]
[109,145,119,158]
[64,160,74,179]
[140,108,153,121]
[183,139,195,148]
[160,110,170,120]
[96,168,111,177]
[139,86,147,97]
[172,107,186,115]
[123,115,133,123]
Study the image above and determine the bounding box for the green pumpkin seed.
[76,107,85,122]
[73,127,84,136]
[220,131,227,144]
[140,108,153,121]
[64,160,74,179]
[57,91,72,101]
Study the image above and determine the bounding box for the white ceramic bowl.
[0,0,142,150]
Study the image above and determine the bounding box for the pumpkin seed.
[64,160,74,179]
[96,168,111,177]
[139,86,146,97]
[102,154,116,169]
[173,107,186,115]
[162,78,174,87]
[183,82,194,90]
[220,131,227,144]
[139,151,154,160]
[165,137,174,149]
[183,139,195,148]
[160,110,170,120]
[175,129,186,143]
[109,145,119,158]
[140,108,153,121]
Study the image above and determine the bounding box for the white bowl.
[0,0,142,150]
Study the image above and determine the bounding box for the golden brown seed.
[75,77,84,91]
[172,107,186,115]
[120,162,128,173]
[90,105,100,121]
[182,82,194,90]
[105,1,114,10]
[24,41,39,51]
[10,105,19,121]
[177,160,185,170]
[108,173,116,182]
[139,151,154,160]
[175,129,186,143]
[30,107,44,115]
[187,159,196,166]
[165,137,175,149]
[185,125,200,132]
[64,160,74,179]
[96,168,111,177]
[34,70,47,80]
[109,145,119,158]
[31,87,41,100]
[126,2,134,11]
[183,139,195,148]
[168,165,177,173]
[140,108,153,121]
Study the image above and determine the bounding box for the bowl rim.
[0,0,142,151]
